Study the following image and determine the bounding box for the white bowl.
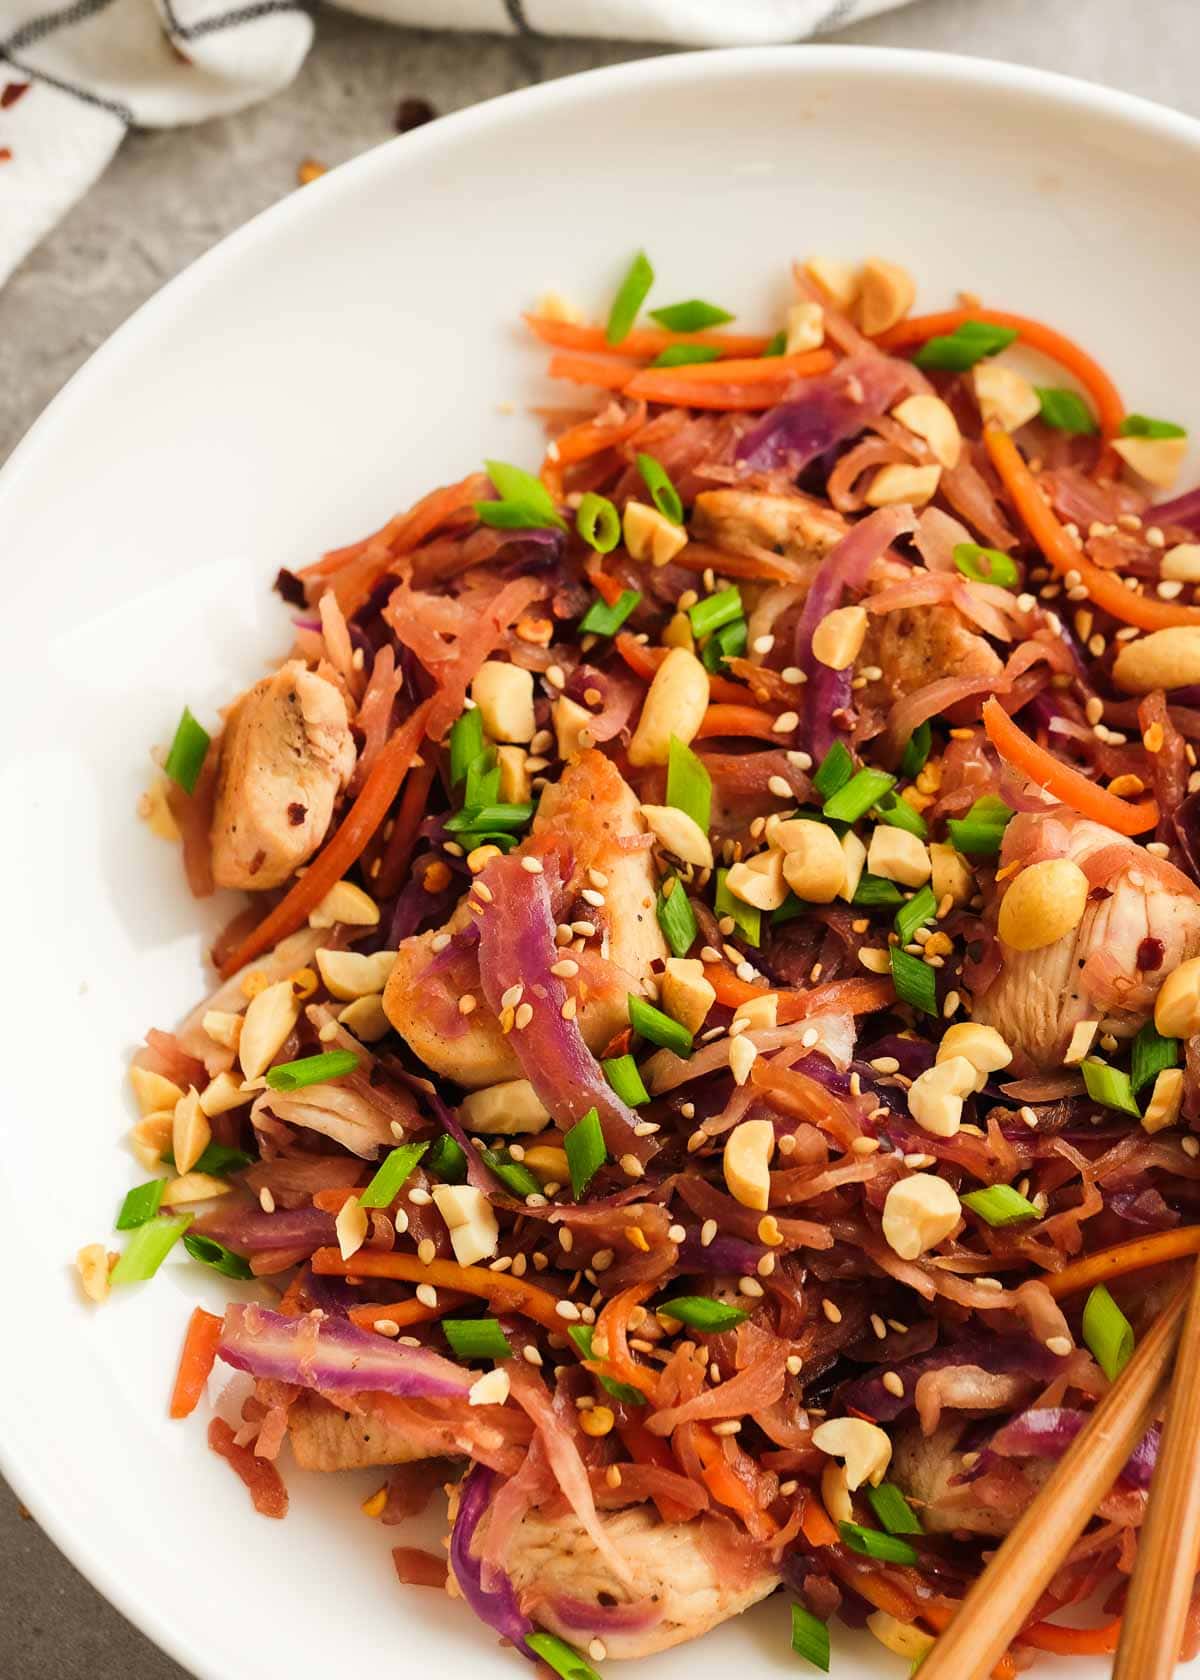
[2,45,1197,1680]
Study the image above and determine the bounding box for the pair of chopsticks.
[917,1260,1200,1680]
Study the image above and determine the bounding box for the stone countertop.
[2,0,1196,1674]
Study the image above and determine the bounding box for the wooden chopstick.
[1112,1260,1200,1679]
[915,1284,1187,1680]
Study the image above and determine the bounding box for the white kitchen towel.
[0,0,910,289]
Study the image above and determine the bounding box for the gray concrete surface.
[2,0,1197,1673]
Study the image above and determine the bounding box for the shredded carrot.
[703,964,770,1008]
[614,1418,695,1523]
[614,632,775,708]
[592,1284,660,1400]
[1044,1227,1200,1298]
[982,695,1158,836]
[984,425,1200,631]
[800,1490,839,1547]
[373,754,438,898]
[523,313,772,360]
[877,309,1125,438]
[347,1293,469,1333]
[169,1307,223,1420]
[548,350,643,392]
[586,565,626,608]
[702,964,895,1021]
[673,539,804,585]
[831,1561,1017,1679]
[623,349,836,410]
[689,1422,778,1537]
[696,704,784,742]
[540,401,647,495]
[310,1245,566,1331]
[1018,1617,1123,1655]
[217,699,432,978]
[312,1186,361,1214]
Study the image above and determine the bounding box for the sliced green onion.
[359,1141,428,1209]
[164,708,211,796]
[444,802,533,833]
[1120,413,1187,440]
[960,1184,1040,1226]
[839,1522,920,1566]
[812,740,854,801]
[823,767,896,823]
[451,828,520,854]
[628,992,694,1057]
[568,1324,647,1404]
[772,893,805,926]
[894,885,938,946]
[953,542,1020,589]
[866,1483,924,1535]
[852,873,904,908]
[898,721,932,779]
[526,1631,601,1680]
[160,1141,252,1177]
[426,1133,468,1183]
[481,1148,541,1199]
[110,1215,193,1285]
[449,708,485,786]
[603,1054,650,1107]
[575,492,622,556]
[700,617,747,673]
[564,1107,607,1200]
[606,250,655,346]
[464,748,500,809]
[651,343,724,369]
[183,1232,254,1279]
[947,794,1014,856]
[442,1317,513,1361]
[762,329,787,357]
[657,879,698,957]
[890,947,938,1017]
[791,1603,831,1672]
[1081,1059,1140,1117]
[266,1049,359,1093]
[475,499,565,532]
[656,1295,748,1332]
[1083,1283,1135,1381]
[579,588,640,637]
[636,451,684,524]
[715,868,760,947]
[648,299,734,332]
[688,585,743,639]
[116,1179,165,1231]
[667,734,713,831]
[872,790,927,839]
[913,320,1018,372]
[1131,1020,1180,1096]
[1036,387,1098,435]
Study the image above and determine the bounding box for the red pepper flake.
[0,149,12,164]
[1,82,29,109]
[395,96,436,134]
[297,157,326,186]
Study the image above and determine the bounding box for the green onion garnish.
[1036,388,1098,435]
[762,329,787,357]
[564,1107,607,1200]
[568,1323,647,1405]
[160,1142,252,1177]
[449,708,485,787]
[898,721,932,779]
[526,1631,601,1680]
[872,790,927,839]
[444,802,533,833]
[953,542,1020,590]
[648,299,734,332]
[1083,1283,1135,1381]
[656,1295,749,1332]
[852,873,905,908]
[791,1603,831,1672]
[633,451,684,524]
[464,748,500,809]
[579,588,640,637]
[667,735,713,832]
[772,894,805,926]
[164,708,211,796]
[116,1179,166,1231]
[603,1054,650,1107]
[453,828,520,853]
[960,1184,1041,1226]
[485,458,567,525]
[894,885,938,946]
[1120,413,1187,440]
[700,617,748,674]
[715,868,761,947]
[628,992,694,1058]
[650,343,724,369]
[183,1232,254,1279]
[813,740,854,801]
[606,250,655,346]
[442,1317,513,1361]
[481,1148,541,1199]
[838,1522,920,1566]
[110,1215,193,1285]
[1131,1020,1180,1096]
[1081,1059,1140,1117]
[947,794,1015,857]
[426,1133,468,1183]
[913,320,1018,372]
[475,500,565,532]
[866,1483,924,1535]
[688,585,743,639]
[657,879,698,957]
[890,947,938,1017]
[823,767,896,824]
[575,492,622,556]
[359,1141,428,1209]
[266,1049,359,1093]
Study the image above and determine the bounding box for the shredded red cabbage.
[218,1304,472,1399]
[449,1464,535,1652]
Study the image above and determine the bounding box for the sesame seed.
[561,997,577,1020]
[1183,1137,1199,1158]
[522,1345,543,1366]
[588,1641,607,1664]
[735,961,757,983]
[871,1313,886,1339]
[768,775,792,798]
[571,920,597,938]
[417,1238,437,1265]
[430,932,452,953]
[474,881,494,903]
[781,666,804,684]
[667,1223,686,1243]
[546,664,566,688]
[514,1002,534,1030]
[976,1276,1004,1293]
[738,1276,765,1298]
[580,887,606,908]
[942,990,961,1018]
[416,1283,438,1309]
[620,1154,645,1178]
[821,1298,842,1323]
[1019,1105,1039,1130]
[1147,525,1165,548]
[558,1227,574,1252]
[773,710,800,733]
[500,983,524,1010]
[687,1129,707,1154]
[551,959,579,978]
[757,1253,776,1277]
[258,1186,276,1214]
[700,1219,718,1247]
[1046,1335,1072,1356]
[408,1187,432,1205]
[520,856,544,874]
[882,1371,904,1397]
[785,1355,803,1376]
[711,1420,742,1437]
[852,1136,880,1156]
[554,1299,581,1321]
[800,1026,819,1049]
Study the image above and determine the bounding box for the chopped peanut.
[864,463,941,509]
[811,605,867,670]
[627,648,709,767]
[725,848,788,910]
[882,1173,961,1260]
[459,1079,551,1137]
[640,803,713,869]
[891,394,962,470]
[857,258,916,337]
[973,363,1040,432]
[1112,434,1188,490]
[308,880,380,929]
[661,957,716,1035]
[623,502,688,568]
[997,859,1088,951]
[723,1118,775,1210]
[471,661,535,743]
[812,1416,892,1490]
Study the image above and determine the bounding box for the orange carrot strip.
[877,309,1125,438]
[689,1422,778,1537]
[613,632,777,708]
[696,703,784,742]
[615,1418,695,1523]
[703,964,770,1008]
[524,313,772,360]
[347,1292,469,1334]
[982,695,1158,836]
[217,699,432,978]
[1044,1228,1200,1298]
[541,401,647,495]
[624,349,836,410]
[1018,1617,1123,1655]
[984,425,1200,631]
[635,350,832,387]
[169,1307,224,1420]
[800,1490,839,1547]
[586,565,626,607]
[312,1186,361,1214]
[776,977,896,1022]
[310,1246,565,1331]
[373,754,438,898]
[548,351,644,391]
[593,1284,659,1400]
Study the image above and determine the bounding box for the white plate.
[2,45,1197,1680]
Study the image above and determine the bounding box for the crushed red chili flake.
[0,149,12,164]
[297,158,327,186]
[395,97,436,134]
[1,82,29,109]
[1137,935,1165,972]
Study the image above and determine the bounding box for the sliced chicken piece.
[892,1422,1023,1538]
[384,751,666,1088]
[489,1503,780,1660]
[691,489,845,561]
[211,661,355,890]
[288,1395,436,1471]
[973,809,1200,1071]
[859,602,1003,707]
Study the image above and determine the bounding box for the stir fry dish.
[90,252,1200,1675]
